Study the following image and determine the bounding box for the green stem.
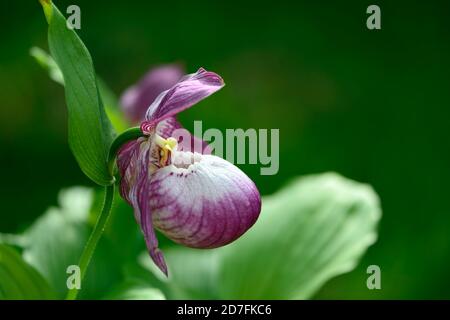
[108,126,144,175]
[65,126,144,300]
[65,184,114,300]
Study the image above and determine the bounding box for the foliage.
[0,173,380,299]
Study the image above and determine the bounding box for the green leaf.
[30,46,129,133]
[22,192,91,297]
[218,173,381,299]
[139,246,220,300]
[58,186,94,222]
[39,1,115,185]
[20,186,144,299]
[104,280,166,300]
[162,173,381,299]
[97,78,130,133]
[0,244,55,299]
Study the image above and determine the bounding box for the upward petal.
[120,64,184,123]
[144,68,224,125]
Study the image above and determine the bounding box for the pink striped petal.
[120,64,184,123]
[143,68,224,125]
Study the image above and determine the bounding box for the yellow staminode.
[155,135,178,166]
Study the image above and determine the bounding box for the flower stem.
[65,184,115,300]
[108,126,144,175]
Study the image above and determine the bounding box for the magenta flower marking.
[117,68,261,275]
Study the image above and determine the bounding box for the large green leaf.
[30,46,129,133]
[21,187,124,299]
[219,173,381,299]
[158,173,381,299]
[22,188,92,297]
[0,245,55,299]
[19,186,145,299]
[39,0,115,185]
[97,78,129,133]
[162,249,220,299]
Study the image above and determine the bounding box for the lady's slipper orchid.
[117,68,261,275]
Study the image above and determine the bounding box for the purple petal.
[116,139,140,205]
[155,116,182,138]
[119,138,168,275]
[120,64,184,123]
[149,152,261,249]
[134,148,168,276]
[143,68,224,125]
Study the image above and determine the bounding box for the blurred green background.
[1,0,449,299]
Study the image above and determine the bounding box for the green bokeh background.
[1,0,449,299]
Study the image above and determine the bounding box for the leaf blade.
[30,46,130,133]
[40,1,115,185]
[217,173,381,299]
[0,244,55,300]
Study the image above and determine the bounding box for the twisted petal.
[118,138,168,275]
[144,68,224,125]
[116,139,140,204]
[149,151,261,249]
[120,64,184,123]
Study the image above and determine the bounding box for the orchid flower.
[116,68,261,275]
